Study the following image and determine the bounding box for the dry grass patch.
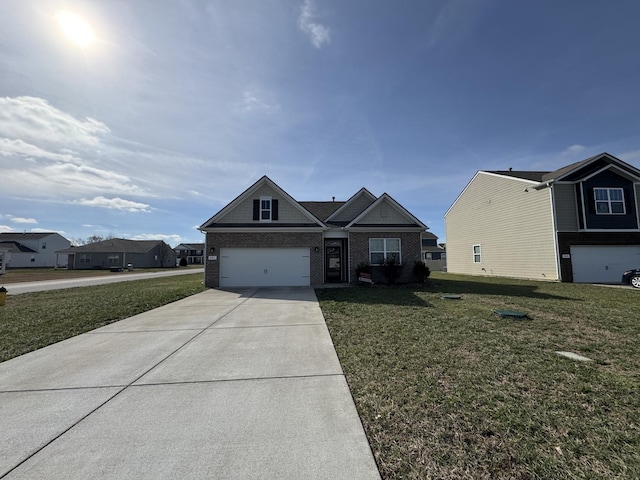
[317,273,640,479]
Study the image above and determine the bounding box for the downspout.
[548,185,561,281]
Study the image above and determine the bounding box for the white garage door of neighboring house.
[219,248,310,287]
[570,245,640,284]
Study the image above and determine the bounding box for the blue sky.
[2,0,640,245]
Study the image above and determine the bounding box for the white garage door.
[219,248,310,287]
[570,245,640,283]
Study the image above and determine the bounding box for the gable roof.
[199,176,326,229]
[299,201,346,221]
[346,193,427,230]
[57,238,166,254]
[0,232,61,241]
[325,188,377,225]
[485,152,640,188]
[0,241,37,253]
[174,243,204,250]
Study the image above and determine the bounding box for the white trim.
[259,195,272,222]
[549,186,561,281]
[593,187,626,215]
[201,227,326,233]
[472,244,482,263]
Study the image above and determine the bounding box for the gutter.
[524,180,554,192]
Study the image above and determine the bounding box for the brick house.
[199,176,427,287]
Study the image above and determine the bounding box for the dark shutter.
[253,199,259,220]
[272,199,279,220]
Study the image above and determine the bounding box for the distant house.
[57,238,176,270]
[422,232,446,272]
[445,152,640,283]
[0,232,71,268]
[174,243,205,265]
[199,175,427,287]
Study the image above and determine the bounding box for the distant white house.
[0,232,71,268]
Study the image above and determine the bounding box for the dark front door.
[325,246,342,282]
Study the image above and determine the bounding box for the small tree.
[381,257,403,285]
[179,257,188,267]
[413,261,431,283]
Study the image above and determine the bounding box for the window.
[473,245,482,263]
[80,254,91,264]
[30,256,36,263]
[260,196,272,221]
[369,238,401,265]
[594,188,625,214]
[108,254,119,264]
[41,242,46,250]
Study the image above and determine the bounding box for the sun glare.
[55,10,96,47]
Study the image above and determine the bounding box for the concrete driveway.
[0,287,380,479]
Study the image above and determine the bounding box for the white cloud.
[131,233,183,244]
[298,0,330,49]
[73,196,151,212]
[237,91,281,113]
[0,96,109,148]
[562,144,586,156]
[0,138,77,162]
[0,225,13,232]
[11,217,38,224]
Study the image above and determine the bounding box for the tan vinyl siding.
[216,184,311,224]
[553,183,579,231]
[356,199,414,225]
[331,194,375,222]
[445,172,558,280]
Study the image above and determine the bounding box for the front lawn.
[0,274,205,362]
[317,272,640,479]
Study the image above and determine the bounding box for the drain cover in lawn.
[441,294,462,299]
[494,309,528,319]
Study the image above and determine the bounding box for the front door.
[325,246,342,282]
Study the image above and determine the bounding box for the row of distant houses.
[3,152,637,286]
[0,234,205,273]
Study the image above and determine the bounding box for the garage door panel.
[220,248,310,287]
[571,245,640,283]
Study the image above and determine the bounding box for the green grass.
[0,274,205,362]
[317,272,640,480]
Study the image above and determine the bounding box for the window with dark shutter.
[272,199,279,220]
[253,199,259,220]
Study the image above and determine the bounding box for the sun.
[55,10,96,47]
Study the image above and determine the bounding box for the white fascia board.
[578,164,640,183]
[201,227,326,234]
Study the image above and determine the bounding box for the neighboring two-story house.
[174,243,205,265]
[0,232,71,268]
[199,176,427,287]
[421,232,446,272]
[445,152,640,283]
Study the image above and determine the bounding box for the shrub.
[179,257,188,267]
[413,261,431,283]
[381,257,403,285]
[356,261,371,277]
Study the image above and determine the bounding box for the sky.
[2,0,640,246]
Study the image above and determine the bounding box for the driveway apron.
[0,287,380,479]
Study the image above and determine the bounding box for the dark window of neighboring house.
[432,252,441,260]
[42,242,46,249]
[31,256,35,262]
[594,187,625,214]
[369,238,401,265]
[80,254,91,264]
[108,254,119,264]
[473,245,481,263]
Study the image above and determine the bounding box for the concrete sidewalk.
[0,287,380,479]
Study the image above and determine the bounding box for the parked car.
[621,268,640,288]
